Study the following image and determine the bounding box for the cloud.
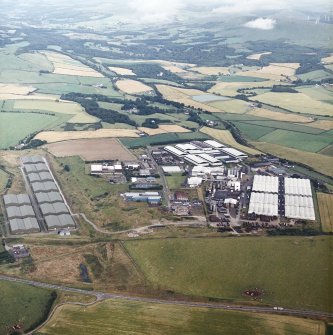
[244,17,277,30]
[127,0,186,23]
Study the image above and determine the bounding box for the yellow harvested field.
[108,66,136,76]
[200,127,261,155]
[161,65,188,73]
[248,108,314,123]
[209,80,277,97]
[138,124,190,135]
[190,66,230,75]
[246,52,272,60]
[156,85,221,113]
[35,128,139,143]
[317,193,333,232]
[242,63,300,80]
[13,99,97,123]
[250,92,333,116]
[208,99,250,114]
[41,51,104,77]
[0,84,36,95]
[46,138,136,161]
[321,54,333,64]
[0,93,59,100]
[115,79,153,94]
[308,120,333,130]
[253,142,333,177]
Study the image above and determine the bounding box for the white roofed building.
[252,175,279,193]
[249,192,278,216]
[187,177,203,187]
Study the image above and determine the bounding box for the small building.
[58,230,71,236]
[174,191,189,202]
[187,176,203,188]
[162,166,182,174]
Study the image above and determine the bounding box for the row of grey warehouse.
[2,156,76,235]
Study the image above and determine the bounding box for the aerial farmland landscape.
[0,0,332,334]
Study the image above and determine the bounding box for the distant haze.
[1,0,331,24]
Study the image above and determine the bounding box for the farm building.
[28,172,53,183]
[204,140,226,149]
[6,205,35,219]
[174,191,189,202]
[252,175,279,193]
[164,145,187,157]
[21,155,45,165]
[191,166,224,178]
[9,218,40,234]
[44,214,76,230]
[187,176,203,187]
[184,155,209,166]
[35,191,63,204]
[122,192,162,204]
[24,162,49,173]
[39,202,69,216]
[197,154,222,166]
[31,181,58,193]
[162,166,182,174]
[284,178,312,196]
[284,194,315,221]
[3,194,31,207]
[248,192,278,217]
[175,143,197,151]
[220,147,248,159]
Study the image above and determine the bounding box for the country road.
[0,274,332,320]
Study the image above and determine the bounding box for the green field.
[166,173,186,189]
[234,122,275,140]
[257,129,333,152]
[0,112,70,149]
[250,92,333,116]
[125,237,333,312]
[121,132,210,148]
[0,281,56,334]
[39,299,325,335]
[297,70,333,82]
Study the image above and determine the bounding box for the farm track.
[0,274,332,323]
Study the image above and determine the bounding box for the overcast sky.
[4,0,332,24]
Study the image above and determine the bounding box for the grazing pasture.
[0,168,9,191]
[0,281,56,335]
[253,142,333,177]
[200,127,261,155]
[12,99,97,123]
[115,79,153,94]
[121,131,209,148]
[248,108,313,123]
[257,129,333,153]
[190,66,229,75]
[35,128,139,143]
[39,299,325,335]
[46,138,136,161]
[207,99,250,114]
[250,92,333,116]
[156,85,221,112]
[125,237,333,312]
[317,193,333,232]
[209,80,277,97]
[0,112,70,149]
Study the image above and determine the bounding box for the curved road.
[0,274,332,320]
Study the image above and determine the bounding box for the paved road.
[1,274,332,320]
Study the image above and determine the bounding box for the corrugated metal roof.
[3,194,31,206]
[35,192,63,204]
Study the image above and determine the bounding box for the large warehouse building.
[3,193,40,234]
[248,175,315,221]
[22,155,76,231]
